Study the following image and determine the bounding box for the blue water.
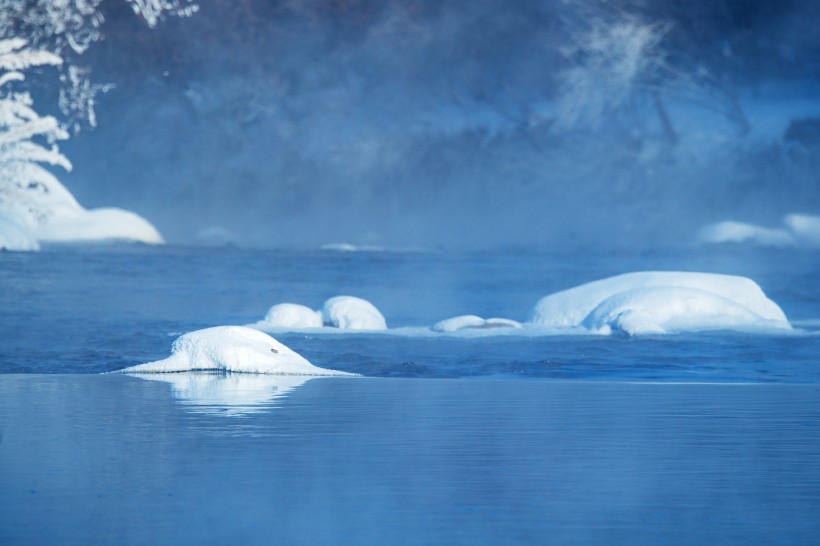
[1,244,819,379]
[1,244,820,544]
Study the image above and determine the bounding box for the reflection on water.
[2,375,820,545]
[127,372,316,416]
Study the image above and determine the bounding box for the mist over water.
[58,0,820,249]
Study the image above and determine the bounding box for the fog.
[57,0,820,249]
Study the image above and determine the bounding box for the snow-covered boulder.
[432,315,522,333]
[0,213,39,251]
[530,271,790,335]
[260,303,323,329]
[321,296,387,330]
[115,326,355,375]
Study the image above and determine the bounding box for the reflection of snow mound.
[115,326,354,375]
[261,303,323,328]
[698,213,820,248]
[322,296,387,330]
[129,372,315,416]
[432,315,522,333]
[530,271,790,335]
[0,213,39,251]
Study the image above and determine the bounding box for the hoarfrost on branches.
[59,64,114,134]
[0,1,198,247]
[0,38,74,230]
[125,0,199,29]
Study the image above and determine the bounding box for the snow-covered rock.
[0,213,39,251]
[530,271,790,335]
[115,326,355,375]
[432,315,522,333]
[128,373,315,416]
[260,303,323,329]
[321,296,387,330]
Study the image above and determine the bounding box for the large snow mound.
[322,296,387,330]
[432,315,522,333]
[1,165,163,248]
[259,303,323,329]
[698,213,820,248]
[530,271,790,335]
[35,207,164,244]
[115,326,355,375]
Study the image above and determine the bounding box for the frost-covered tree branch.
[0,1,196,249]
[557,5,750,142]
[126,0,198,29]
[0,0,197,130]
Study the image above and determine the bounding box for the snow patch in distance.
[698,213,820,249]
[432,315,522,333]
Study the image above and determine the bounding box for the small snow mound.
[697,221,796,248]
[432,315,522,332]
[530,271,790,335]
[35,207,164,245]
[115,326,355,375]
[322,296,387,330]
[261,303,323,328]
[0,213,39,251]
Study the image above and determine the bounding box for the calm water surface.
[1,375,819,545]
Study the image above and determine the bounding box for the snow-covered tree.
[0,0,196,250]
[0,38,75,232]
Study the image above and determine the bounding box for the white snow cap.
[530,271,791,335]
[116,326,355,375]
[432,315,522,333]
[321,296,387,330]
[262,303,323,328]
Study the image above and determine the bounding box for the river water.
[1,244,819,544]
